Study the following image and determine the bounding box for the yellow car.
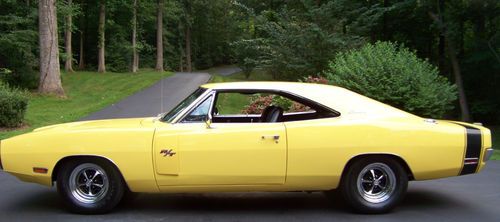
[0,82,494,214]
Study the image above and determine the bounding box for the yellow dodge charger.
[0,82,494,214]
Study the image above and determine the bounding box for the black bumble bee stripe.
[453,122,482,175]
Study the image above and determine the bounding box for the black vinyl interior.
[260,106,284,122]
[212,111,326,123]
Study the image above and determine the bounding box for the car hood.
[33,117,153,132]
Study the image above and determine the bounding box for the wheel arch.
[340,153,414,183]
[51,155,130,191]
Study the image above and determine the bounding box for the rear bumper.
[484,148,494,162]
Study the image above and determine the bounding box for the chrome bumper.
[484,148,494,162]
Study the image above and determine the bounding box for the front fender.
[1,128,159,192]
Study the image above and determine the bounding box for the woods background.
[0,0,499,125]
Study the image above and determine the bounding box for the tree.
[131,0,139,73]
[78,0,87,70]
[0,1,38,89]
[183,0,192,72]
[97,0,106,73]
[324,42,457,118]
[185,26,192,72]
[38,0,65,96]
[429,12,471,121]
[64,0,75,72]
[155,0,164,71]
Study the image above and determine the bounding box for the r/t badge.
[160,149,176,157]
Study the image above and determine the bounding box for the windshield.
[160,88,207,122]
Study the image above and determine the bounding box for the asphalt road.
[1,70,499,221]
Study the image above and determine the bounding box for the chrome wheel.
[356,163,396,204]
[68,163,109,204]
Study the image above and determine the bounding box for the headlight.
[484,148,494,162]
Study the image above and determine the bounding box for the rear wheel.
[336,157,408,214]
[57,159,125,214]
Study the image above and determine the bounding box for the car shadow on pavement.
[5,188,472,215]
[5,189,65,213]
[113,189,470,215]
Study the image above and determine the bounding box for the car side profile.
[0,82,494,214]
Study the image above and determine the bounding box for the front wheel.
[57,159,125,214]
[338,157,408,214]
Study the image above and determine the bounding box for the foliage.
[241,94,274,114]
[0,1,38,89]
[240,1,368,80]
[230,39,266,78]
[0,81,28,127]
[324,41,457,118]
[301,76,329,84]
[0,0,498,123]
[241,94,308,114]
[240,73,329,114]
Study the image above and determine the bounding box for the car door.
[154,93,287,186]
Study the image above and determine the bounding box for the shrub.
[0,81,29,127]
[241,94,312,114]
[324,41,457,118]
[301,75,330,84]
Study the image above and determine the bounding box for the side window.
[214,92,314,115]
[182,96,213,122]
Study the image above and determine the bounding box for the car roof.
[201,81,338,92]
[201,82,418,119]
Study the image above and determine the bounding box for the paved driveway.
[0,70,499,221]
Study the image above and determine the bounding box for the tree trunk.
[64,0,74,72]
[38,0,65,96]
[79,30,85,69]
[179,55,184,72]
[447,42,471,122]
[155,0,164,71]
[429,12,471,121]
[78,1,87,70]
[185,26,192,72]
[97,0,106,73]
[437,0,446,73]
[131,0,139,73]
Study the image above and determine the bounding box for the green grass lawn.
[0,69,171,140]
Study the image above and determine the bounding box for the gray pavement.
[1,69,499,221]
[208,66,242,76]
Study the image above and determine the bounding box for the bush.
[0,82,28,127]
[324,41,457,118]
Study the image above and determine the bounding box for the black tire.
[338,156,408,214]
[56,158,125,214]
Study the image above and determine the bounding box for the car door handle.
[261,135,280,140]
